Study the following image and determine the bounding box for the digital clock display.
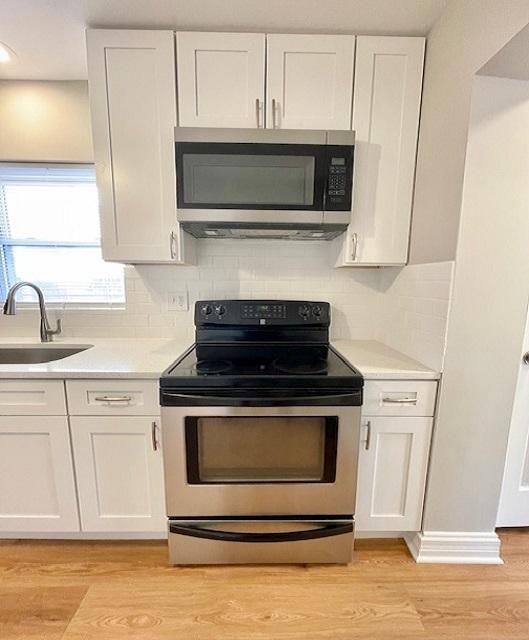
[241,304,286,319]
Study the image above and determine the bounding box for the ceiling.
[0,0,448,80]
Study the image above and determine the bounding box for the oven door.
[161,405,360,517]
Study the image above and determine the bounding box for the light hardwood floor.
[1,530,528,639]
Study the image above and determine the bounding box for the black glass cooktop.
[161,343,362,390]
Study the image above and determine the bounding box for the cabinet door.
[86,29,187,263]
[70,416,166,533]
[0,417,79,532]
[355,416,432,532]
[341,37,424,266]
[266,34,355,130]
[177,32,265,128]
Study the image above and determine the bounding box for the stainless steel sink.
[0,344,93,364]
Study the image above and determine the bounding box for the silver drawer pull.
[255,97,263,127]
[382,397,417,404]
[351,232,358,261]
[272,98,280,128]
[364,420,371,450]
[169,231,177,260]
[151,421,159,451]
[94,395,133,403]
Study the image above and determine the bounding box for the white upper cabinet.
[87,29,192,264]
[177,32,266,128]
[266,34,355,130]
[336,36,424,266]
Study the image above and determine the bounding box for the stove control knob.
[312,305,322,317]
[215,304,226,317]
[200,304,213,316]
[298,305,310,318]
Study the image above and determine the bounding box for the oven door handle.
[161,391,359,404]
[168,522,353,543]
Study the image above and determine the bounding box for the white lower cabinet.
[0,416,79,532]
[70,416,166,533]
[355,416,433,532]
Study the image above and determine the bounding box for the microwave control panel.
[325,147,354,211]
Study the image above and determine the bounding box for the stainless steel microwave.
[174,128,355,240]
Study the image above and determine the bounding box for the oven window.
[181,154,315,206]
[185,416,338,484]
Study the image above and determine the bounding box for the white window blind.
[0,164,125,305]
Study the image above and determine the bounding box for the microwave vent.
[181,223,346,241]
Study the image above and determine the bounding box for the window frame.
[0,162,124,307]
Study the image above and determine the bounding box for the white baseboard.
[355,531,406,539]
[404,531,503,564]
[0,531,168,540]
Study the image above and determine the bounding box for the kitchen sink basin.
[0,344,93,364]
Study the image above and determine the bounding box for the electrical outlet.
[167,290,188,312]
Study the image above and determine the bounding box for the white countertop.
[332,340,439,380]
[0,337,439,381]
[0,337,191,379]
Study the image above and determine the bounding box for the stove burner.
[194,359,233,374]
[272,357,328,375]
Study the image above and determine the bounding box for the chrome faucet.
[3,282,62,342]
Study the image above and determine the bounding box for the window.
[0,164,124,305]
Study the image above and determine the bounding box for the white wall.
[409,0,529,264]
[0,81,92,162]
[422,75,529,533]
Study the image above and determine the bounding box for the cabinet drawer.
[363,380,437,417]
[0,380,66,415]
[66,379,159,415]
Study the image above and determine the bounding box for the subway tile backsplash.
[377,261,454,371]
[0,239,453,371]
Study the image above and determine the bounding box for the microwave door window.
[181,154,315,207]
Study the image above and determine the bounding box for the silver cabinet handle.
[170,231,177,260]
[351,232,358,261]
[151,421,159,451]
[523,352,529,365]
[94,395,132,403]
[364,420,371,450]
[255,98,263,128]
[272,98,280,128]
[382,397,418,404]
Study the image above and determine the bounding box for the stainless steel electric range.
[159,299,363,565]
